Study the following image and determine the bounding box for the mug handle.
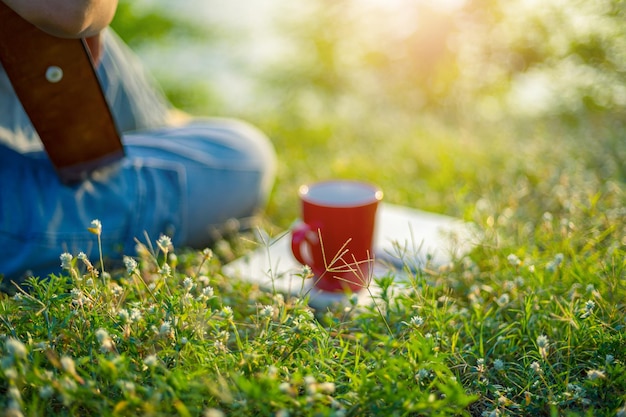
[290,222,318,267]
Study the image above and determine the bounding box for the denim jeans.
[0,30,276,283]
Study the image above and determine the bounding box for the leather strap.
[0,1,124,184]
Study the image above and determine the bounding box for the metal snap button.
[45,66,63,83]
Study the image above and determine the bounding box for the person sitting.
[0,0,277,285]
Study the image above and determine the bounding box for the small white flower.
[144,354,158,367]
[587,369,605,380]
[300,264,313,279]
[157,235,172,253]
[214,340,227,352]
[5,338,27,360]
[536,335,549,348]
[606,354,615,365]
[159,264,171,277]
[96,329,114,353]
[507,253,521,267]
[530,361,542,374]
[130,308,142,322]
[260,305,274,318]
[123,256,138,274]
[118,309,130,323]
[60,253,73,270]
[409,315,424,327]
[202,286,214,298]
[475,358,486,373]
[88,219,102,236]
[318,382,336,394]
[60,356,76,375]
[493,359,505,371]
[221,306,234,320]
[536,335,549,359]
[204,409,225,417]
[4,367,18,380]
[159,321,172,336]
[497,293,510,306]
[183,277,194,290]
[95,328,109,344]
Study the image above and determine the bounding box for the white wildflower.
[130,308,142,322]
[530,361,542,374]
[118,309,130,323]
[587,369,605,380]
[5,338,27,360]
[183,276,194,291]
[409,315,424,327]
[144,354,158,368]
[159,321,172,337]
[507,253,521,267]
[300,264,313,279]
[123,256,138,274]
[536,334,549,348]
[318,382,336,394]
[221,306,234,320]
[278,382,292,394]
[260,305,274,318]
[157,235,172,253]
[4,367,18,380]
[496,293,510,306]
[60,356,76,375]
[87,219,102,236]
[475,358,486,373]
[202,286,214,298]
[204,409,225,417]
[159,263,171,278]
[60,253,73,270]
[536,334,549,359]
[95,328,114,353]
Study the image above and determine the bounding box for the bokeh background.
[111,0,626,230]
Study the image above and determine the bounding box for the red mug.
[291,180,383,292]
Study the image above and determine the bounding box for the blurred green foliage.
[109,1,220,111]
[257,0,626,120]
[110,2,211,48]
[111,0,626,118]
[109,0,626,227]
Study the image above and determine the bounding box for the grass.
[1,120,625,415]
[3,0,626,415]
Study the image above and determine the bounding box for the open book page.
[223,203,478,309]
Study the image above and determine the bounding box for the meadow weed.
[1,188,625,416]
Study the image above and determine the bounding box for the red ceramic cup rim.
[299,180,383,208]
